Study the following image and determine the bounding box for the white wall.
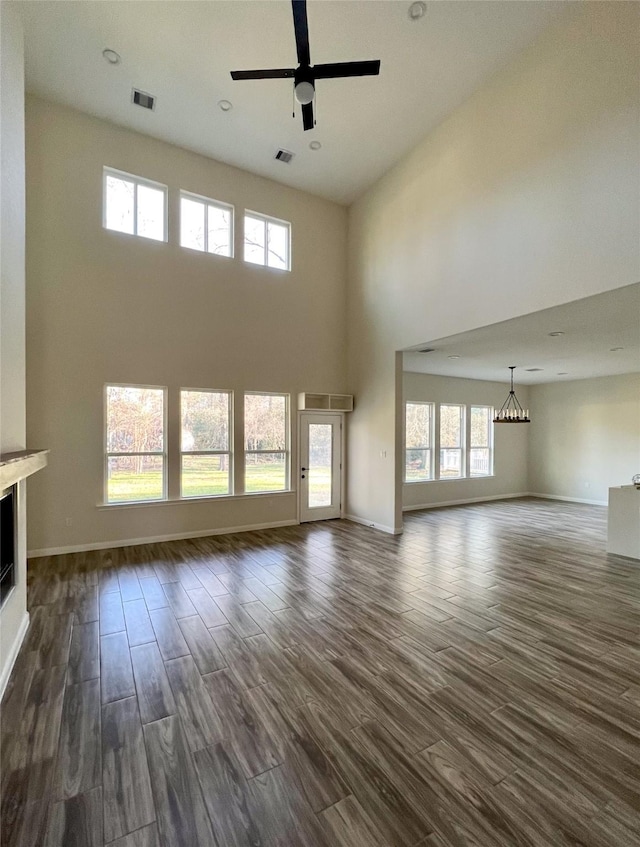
[25,96,347,553]
[0,2,29,693]
[403,372,529,509]
[528,373,640,505]
[347,3,640,531]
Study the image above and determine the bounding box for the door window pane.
[308,423,332,508]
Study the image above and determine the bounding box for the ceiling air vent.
[132,89,156,111]
[417,347,435,353]
[275,149,294,164]
[525,368,543,372]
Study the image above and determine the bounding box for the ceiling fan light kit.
[230,0,381,130]
[494,366,530,423]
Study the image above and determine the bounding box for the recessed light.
[610,346,624,352]
[408,1,427,20]
[218,100,233,112]
[309,141,322,151]
[102,48,121,65]
[548,331,564,337]
[448,355,460,360]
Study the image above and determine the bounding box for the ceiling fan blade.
[292,0,311,67]
[302,101,314,131]
[312,60,381,80]
[231,68,295,80]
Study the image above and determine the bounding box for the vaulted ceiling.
[19,0,564,203]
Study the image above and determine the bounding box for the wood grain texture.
[3,499,640,845]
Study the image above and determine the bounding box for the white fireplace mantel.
[0,450,49,491]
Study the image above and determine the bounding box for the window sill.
[404,476,495,484]
[97,489,295,510]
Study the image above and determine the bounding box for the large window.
[470,406,493,477]
[244,393,289,492]
[103,167,167,242]
[244,212,291,271]
[180,192,233,257]
[105,386,166,503]
[439,404,464,479]
[405,402,433,482]
[181,390,232,498]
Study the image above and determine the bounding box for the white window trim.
[243,210,291,272]
[103,166,168,242]
[404,402,496,484]
[180,388,234,499]
[104,383,168,505]
[244,391,291,493]
[179,190,234,258]
[404,401,434,483]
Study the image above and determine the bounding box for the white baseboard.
[0,611,30,701]
[27,519,299,558]
[528,492,607,507]
[403,492,530,512]
[344,514,402,535]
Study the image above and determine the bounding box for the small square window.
[103,168,167,242]
[180,192,233,257]
[244,212,291,271]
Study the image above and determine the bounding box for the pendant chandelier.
[494,366,530,423]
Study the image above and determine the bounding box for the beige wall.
[26,96,347,553]
[347,3,640,532]
[528,373,640,505]
[402,372,529,509]
[0,2,29,694]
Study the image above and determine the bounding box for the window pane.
[405,403,430,449]
[245,453,286,492]
[208,204,232,256]
[106,386,164,452]
[244,394,286,451]
[181,391,229,451]
[405,449,431,481]
[181,197,205,251]
[137,184,165,241]
[107,455,163,502]
[440,405,462,448]
[470,448,490,477]
[267,222,288,270]
[244,215,265,264]
[440,449,462,479]
[308,423,332,508]
[105,175,134,234]
[470,407,490,448]
[181,455,230,497]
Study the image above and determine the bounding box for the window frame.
[469,405,494,478]
[104,383,168,505]
[103,166,168,242]
[180,388,234,499]
[179,190,234,258]
[404,401,434,483]
[243,210,291,271]
[243,391,291,493]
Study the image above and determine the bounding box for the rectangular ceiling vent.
[275,149,294,164]
[417,347,435,353]
[132,89,156,111]
[525,367,543,372]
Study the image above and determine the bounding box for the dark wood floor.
[2,497,640,846]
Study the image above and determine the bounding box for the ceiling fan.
[230,0,381,131]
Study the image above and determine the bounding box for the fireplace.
[1,486,16,607]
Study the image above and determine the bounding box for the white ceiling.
[18,0,565,204]
[403,284,640,384]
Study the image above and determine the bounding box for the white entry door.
[299,413,342,522]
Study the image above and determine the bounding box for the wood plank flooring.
[2,497,640,846]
